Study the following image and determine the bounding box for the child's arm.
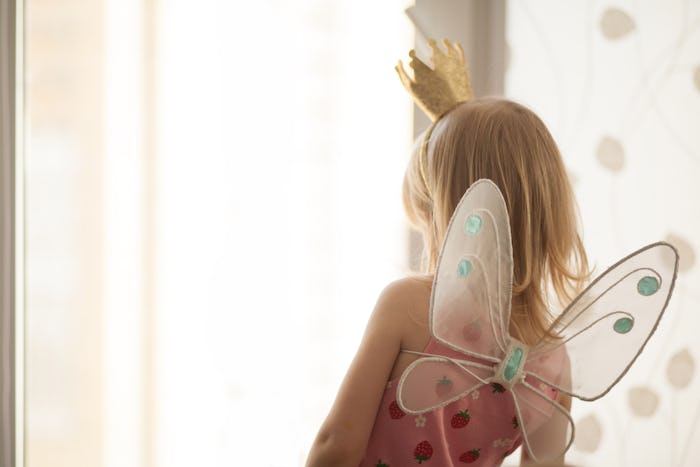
[520,393,572,466]
[306,279,414,467]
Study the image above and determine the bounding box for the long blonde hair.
[403,98,589,344]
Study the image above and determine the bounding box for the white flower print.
[493,438,514,449]
[470,389,480,400]
[415,414,426,428]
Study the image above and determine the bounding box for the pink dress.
[360,338,562,466]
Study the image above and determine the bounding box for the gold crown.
[396,39,473,122]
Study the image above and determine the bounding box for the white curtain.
[506,1,700,465]
[25,1,412,466]
[28,1,700,466]
[154,1,412,464]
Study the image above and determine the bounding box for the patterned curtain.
[506,1,699,465]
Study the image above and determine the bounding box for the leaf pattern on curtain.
[506,1,700,465]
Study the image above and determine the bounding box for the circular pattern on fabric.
[596,136,625,172]
[574,414,602,452]
[628,386,659,417]
[664,232,695,272]
[613,317,634,334]
[457,259,473,277]
[465,214,482,235]
[666,348,694,389]
[600,8,635,40]
[637,276,659,296]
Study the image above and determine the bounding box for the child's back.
[352,276,568,466]
[307,39,679,467]
[307,41,585,467]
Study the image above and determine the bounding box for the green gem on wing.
[435,376,454,397]
[637,276,659,296]
[457,259,473,277]
[465,214,482,235]
[613,317,634,334]
[503,347,524,381]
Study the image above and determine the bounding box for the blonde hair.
[403,98,589,345]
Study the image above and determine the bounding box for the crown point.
[443,39,455,54]
[396,38,474,122]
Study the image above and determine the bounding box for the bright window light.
[27,1,413,466]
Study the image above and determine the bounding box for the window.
[24,1,412,466]
[1,1,23,466]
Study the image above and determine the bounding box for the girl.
[307,48,589,466]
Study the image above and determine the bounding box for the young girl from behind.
[306,40,589,467]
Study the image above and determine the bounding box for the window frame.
[0,0,24,466]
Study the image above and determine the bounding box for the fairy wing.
[395,178,679,462]
[430,178,513,359]
[517,242,678,462]
[526,242,679,401]
[397,179,513,413]
[397,355,493,413]
[512,377,575,464]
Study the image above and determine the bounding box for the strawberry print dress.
[360,338,563,466]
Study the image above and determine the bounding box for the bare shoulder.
[377,276,434,380]
[305,277,432,465]
[376,275,432,310]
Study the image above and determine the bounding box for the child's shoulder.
[372,275,433,325]
[377,275,432,304]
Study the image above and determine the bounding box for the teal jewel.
[457,259,473,277]
[504,347,524,382]
[613,317,634,334]
[465,214,483,235]
[637,276,659,296]
[437,376,452,386]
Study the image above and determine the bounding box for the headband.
[396,39,474,197]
